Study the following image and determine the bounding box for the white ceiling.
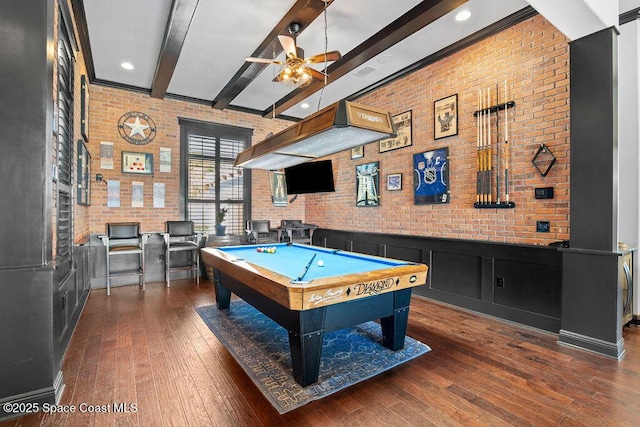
[80,0,630,120]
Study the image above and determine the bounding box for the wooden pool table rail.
[201,246,428,310]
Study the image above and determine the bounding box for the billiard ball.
[317,260,324,267]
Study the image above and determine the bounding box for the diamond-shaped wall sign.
[532,144,556,177]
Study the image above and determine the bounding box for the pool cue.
[504,80,510,204]
[296,253,316,282]
[480,89,485,204]
[482,88,489,204]
[479,90,485,204]
[495,83,501,203]
[486,88,492,204]
[476,90,481,204]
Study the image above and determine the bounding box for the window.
[56,13,75,279]
[180,119,252,236]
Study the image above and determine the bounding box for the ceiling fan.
[246,23,341,87]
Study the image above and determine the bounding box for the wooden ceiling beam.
[70,0,96,81]
[150,0,200,99]
[211,0,335,110]
[263,0,469,118]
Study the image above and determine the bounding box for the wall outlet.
[496,277,505,288]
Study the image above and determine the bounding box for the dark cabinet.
[53,244,91,369]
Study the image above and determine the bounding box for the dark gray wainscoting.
[312,229,563,333]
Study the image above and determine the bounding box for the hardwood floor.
[4,279,640,426]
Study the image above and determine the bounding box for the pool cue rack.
[473,82,516,209]
[472,100,515,117]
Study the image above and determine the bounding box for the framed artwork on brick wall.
[414,147,449,204]
[77,139,90,205]
[387,173,402,191]
[81,75,89,142]
[379,110,412,153]
[351,145,364,159]
[271,171,288,207]
[356,161,380,206]
[122,151,154,175]
[434,94,457,139]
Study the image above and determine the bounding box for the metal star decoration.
[117,111,156,145]
[124,116,150,138]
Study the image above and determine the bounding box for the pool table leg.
[212,270,232,309]
[380,288,413,351]
[288,308,326,387]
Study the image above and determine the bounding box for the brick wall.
[305,15,570,245]
[82,14,569,245]
[85,87,299,235]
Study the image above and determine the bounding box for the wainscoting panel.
[430,251,482,300]
[494,259,562,319]
[313,229,562,332]
[386,245,424,264]
[352,240,382,257]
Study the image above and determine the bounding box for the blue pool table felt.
[218,243,409,282]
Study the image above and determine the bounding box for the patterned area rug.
[196,301,431,414]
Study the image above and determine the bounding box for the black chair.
[246,220,277,244]
[280,219,315,244]
[163,221,201,287]
[99,222,148,296]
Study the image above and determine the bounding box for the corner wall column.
[0,0,60,418]
[560,27,624,358]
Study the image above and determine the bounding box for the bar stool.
[163,220,201,287]
[99,222,148,296]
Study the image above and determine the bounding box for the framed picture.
[122,151,153,175]
[77,139,90,205]
[81,75,89,142]
[379,110,412,153]
[351,145,364,159]
[356,161,380,206]
[387,173,402,191]
[414,147,449,204]
[434,94,457,139]
[271,171,288,207]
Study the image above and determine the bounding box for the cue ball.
[317,260,324,267]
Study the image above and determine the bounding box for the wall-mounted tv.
[284,160,335,195]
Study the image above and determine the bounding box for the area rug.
[196,301,431,414]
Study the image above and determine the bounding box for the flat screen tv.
[284,160,335,195]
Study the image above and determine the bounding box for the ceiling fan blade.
[246,57,283,65]
[305,50,342,64]
[278,35,297,59]
[307,67,328,82]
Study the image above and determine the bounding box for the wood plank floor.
[3,279,640,426]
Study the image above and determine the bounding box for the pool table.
[201,243,428,386]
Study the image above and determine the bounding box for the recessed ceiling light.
[455,10,471,21]
[301,103,310,109]
[121,62,134,70]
